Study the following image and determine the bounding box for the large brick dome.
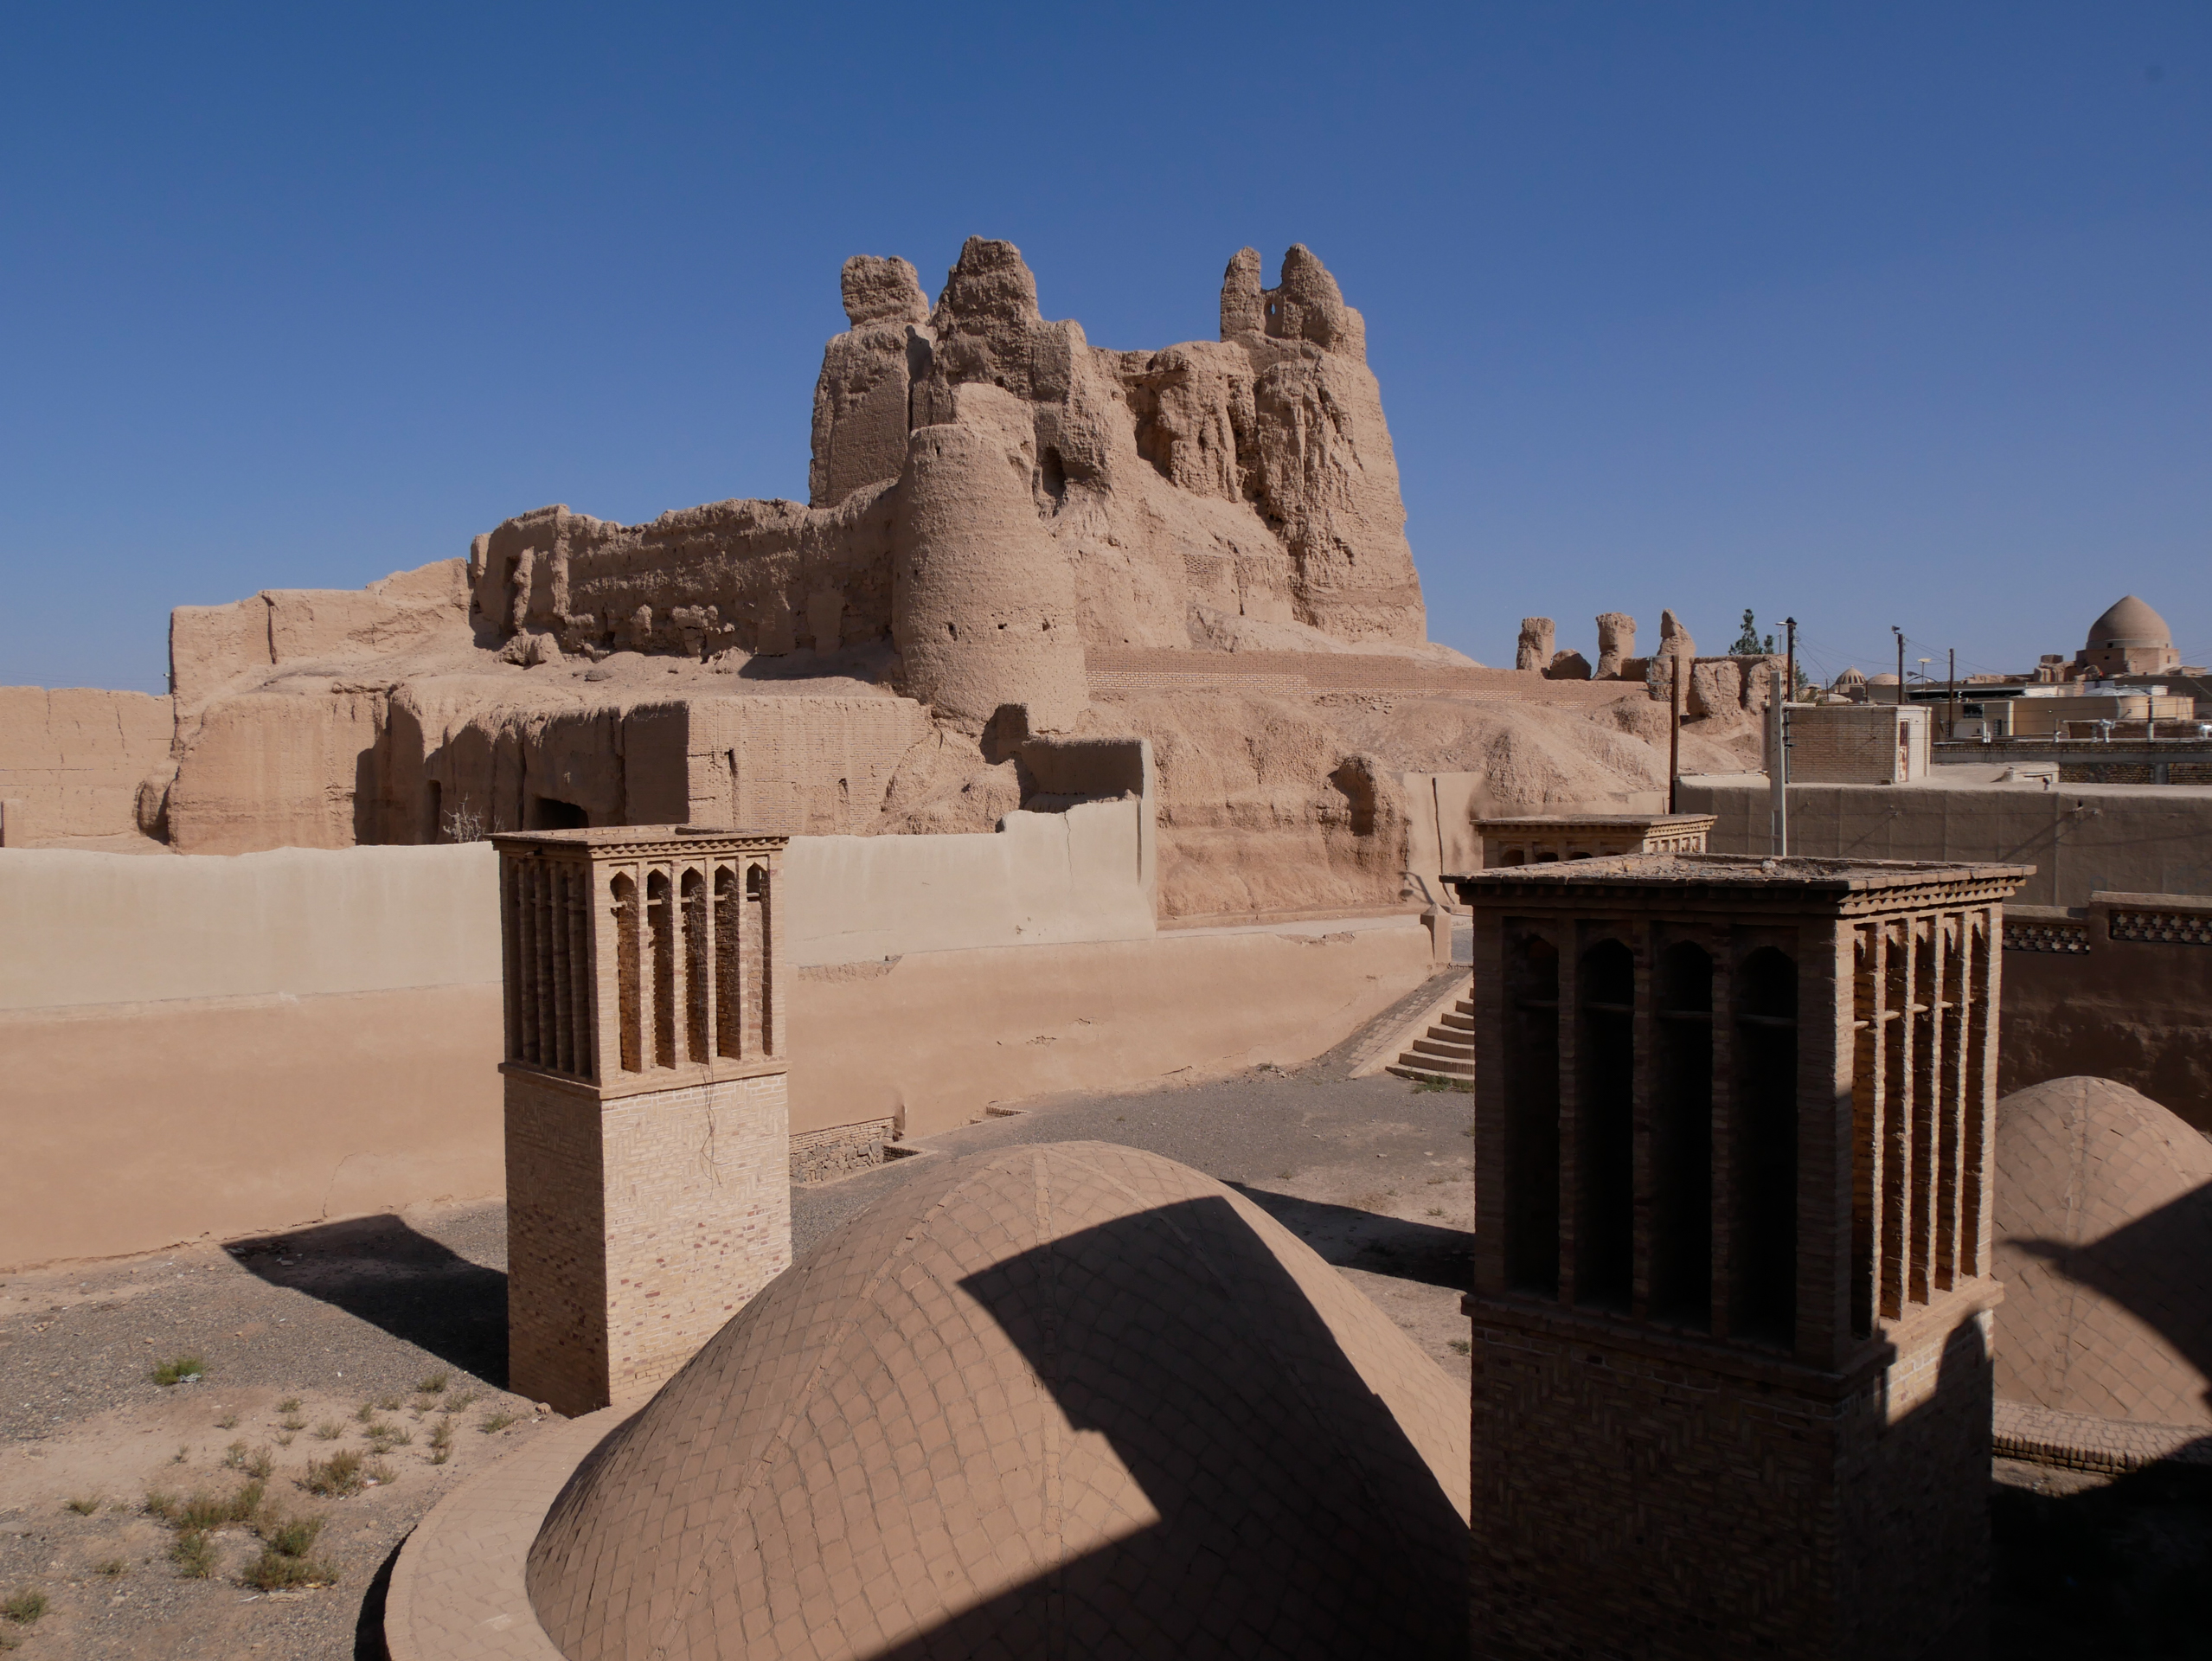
[2083,594,2173,651]
[524,1141,1471,1659]
[1993,1076,2212,1428]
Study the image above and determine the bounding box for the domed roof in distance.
[1833,665,1866,686]
[1993,1076,2212,1428]
[2085,594,2172,650]
[527,1141,1471,1660]
[1867,671,1900,684]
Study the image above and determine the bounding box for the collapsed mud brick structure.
[496,824,792,1416]
[1458,853,2028,1659]
[76,238,1787,921]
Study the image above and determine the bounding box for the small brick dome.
[1993,1077,2212,1428]
[2084,594,2172,651]
[525,1142,1471,1659]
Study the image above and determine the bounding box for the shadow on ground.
[1229,1185,1473,1291]
[228,1215,509,1388]
[1990,1455,2212,1659]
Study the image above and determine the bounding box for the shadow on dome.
[897,1194,1471,1658]
[2008,1179,2212,1426]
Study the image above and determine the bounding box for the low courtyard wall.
[0,823,1425,1267]
[1999,893,2212,1134]
[1678,773,2212,907]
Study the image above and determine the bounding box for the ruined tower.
[495,825,792,1416]
[1455,853,2027,1660]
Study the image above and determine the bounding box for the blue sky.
[3,2,2205,692]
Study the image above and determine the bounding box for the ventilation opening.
[1504,933,1561,1297]
[1652,940,1713,1330]
[1734,946,1798,1346]
[1575,938,1635,1312]
[527,795,588,830]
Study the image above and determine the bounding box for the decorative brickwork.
[2107,907,2212,946]
[1453,852,2027,1660]
[2004,916,2091,953]
[1466,812,1715,869]
[495,825,793,1415]
[788,1117,899,1185]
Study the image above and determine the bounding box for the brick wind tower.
[1456,853,2028,1661]
[493,826,792,1416]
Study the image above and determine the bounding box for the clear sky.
[3,2,2205,694]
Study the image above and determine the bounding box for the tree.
[1730,608,1775,657]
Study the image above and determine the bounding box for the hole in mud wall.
[1038,445,1067,509]
[526,795,589,830]
[424,781,442,844]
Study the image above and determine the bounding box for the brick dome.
[2083,594,2172,651]
[1993,1076,2212,1428]
[525,1141,1471,1659]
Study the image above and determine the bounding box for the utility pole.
[1947,647,1957,741]
[1893,626,1905,707]
[1668,652,1682,814]
[1773,616,1797,857]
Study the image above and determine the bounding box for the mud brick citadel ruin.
[5,237,2211,1661]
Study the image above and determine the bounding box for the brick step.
[1436,1011,1474,1032]
[1421,1023,1473,1046]
[1387,1061,1474,1084]
[1410,1039,1474,1063]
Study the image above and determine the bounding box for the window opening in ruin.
[1850,928,1879,1339]
[648,870,675,1069]
[612,874,641,1074]
[1733,946,1798,1346]
[527,795,589,830]
[682,869,708,1066]
[715,866,742,1060]
[425,780,443,845]
[1535,851,1561,863]
[1504,932,1561,1297]
[1652,939,1714,1330]
[1575,937,1636,1312]
[1500,849,1527,867]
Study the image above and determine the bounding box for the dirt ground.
[2,1067,2204,1659]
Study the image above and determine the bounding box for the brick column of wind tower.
[493,825,793,1416]
[1453,852,2029,1661]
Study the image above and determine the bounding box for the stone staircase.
[1385,995,1475,1085]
